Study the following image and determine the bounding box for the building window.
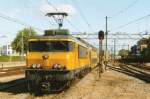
[8,45,11,49]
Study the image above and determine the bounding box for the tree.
[141,38,150,61]
[118,49,129,58]
[11,28,37,54]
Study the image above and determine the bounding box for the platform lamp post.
[98,30,104,78]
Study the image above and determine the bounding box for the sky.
[0,0,150,52]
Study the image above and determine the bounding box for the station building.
[0,44,19,56]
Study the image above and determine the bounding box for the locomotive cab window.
[29,41,74,52]
[78,45,87,58]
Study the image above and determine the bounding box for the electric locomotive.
[25,29,98,93]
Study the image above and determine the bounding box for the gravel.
[0,67,149,99]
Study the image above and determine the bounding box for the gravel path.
[53,69,150,99]
[0,67,149,99]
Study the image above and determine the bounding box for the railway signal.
[98,31,104,40]
[98,30,104,78]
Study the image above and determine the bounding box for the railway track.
[119,63,150,73]
[108,62,150,83]
[0,66,25,77]
[128,63,150,71]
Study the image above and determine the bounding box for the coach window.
[78,45,87,58]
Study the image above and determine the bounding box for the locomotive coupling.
[41,82,51,91]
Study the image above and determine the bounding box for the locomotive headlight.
[57,64,61,69]
[52,64,66,70]
[31,64,41,69]
[32,64,37,68]
[53,64,58,69]
[37,64,41,68]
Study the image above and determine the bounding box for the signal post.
[98,31,104,78]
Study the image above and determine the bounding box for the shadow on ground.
[0,78,28,94]
[0,78,66,96]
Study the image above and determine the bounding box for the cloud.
[41,4,76,16]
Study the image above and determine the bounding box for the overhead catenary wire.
[66,19,80,32]
[108,0,140,40]
[111,14,150,31]
[71,31,150,36]
[70,0,94,32]
[0,12,43,33]
[108,0,139,39]
[69,0,96,43]
[109,0,148,43]
[81,37,141,40]
[111,0,139,18]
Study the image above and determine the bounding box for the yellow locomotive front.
[27,39,75,70]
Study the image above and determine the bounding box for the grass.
[0,56,25,62]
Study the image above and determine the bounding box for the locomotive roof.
[29,29,96,49]
[29,35,89,47]
[29,35,78,42]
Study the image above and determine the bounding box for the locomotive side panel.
[90,50,98,68]
[78,45,90,68]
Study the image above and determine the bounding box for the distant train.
[25,29,99,93]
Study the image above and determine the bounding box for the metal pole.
[30,27,32,36]
[9,44,12,62]
[21,31,24,61]
[99,39,103,78]
[105,16,108,69]
[128,44,130,60]
[114,39,116,62]
[111,47,113,61]
[128,44,130,51]
[106,16,108,51]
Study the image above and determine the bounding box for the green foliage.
[137,38,149,46]
[118,49,129,58]
[11,28,37,54]
[127,37,150,62]
[0,56,25,62]
[140,41,150,61]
